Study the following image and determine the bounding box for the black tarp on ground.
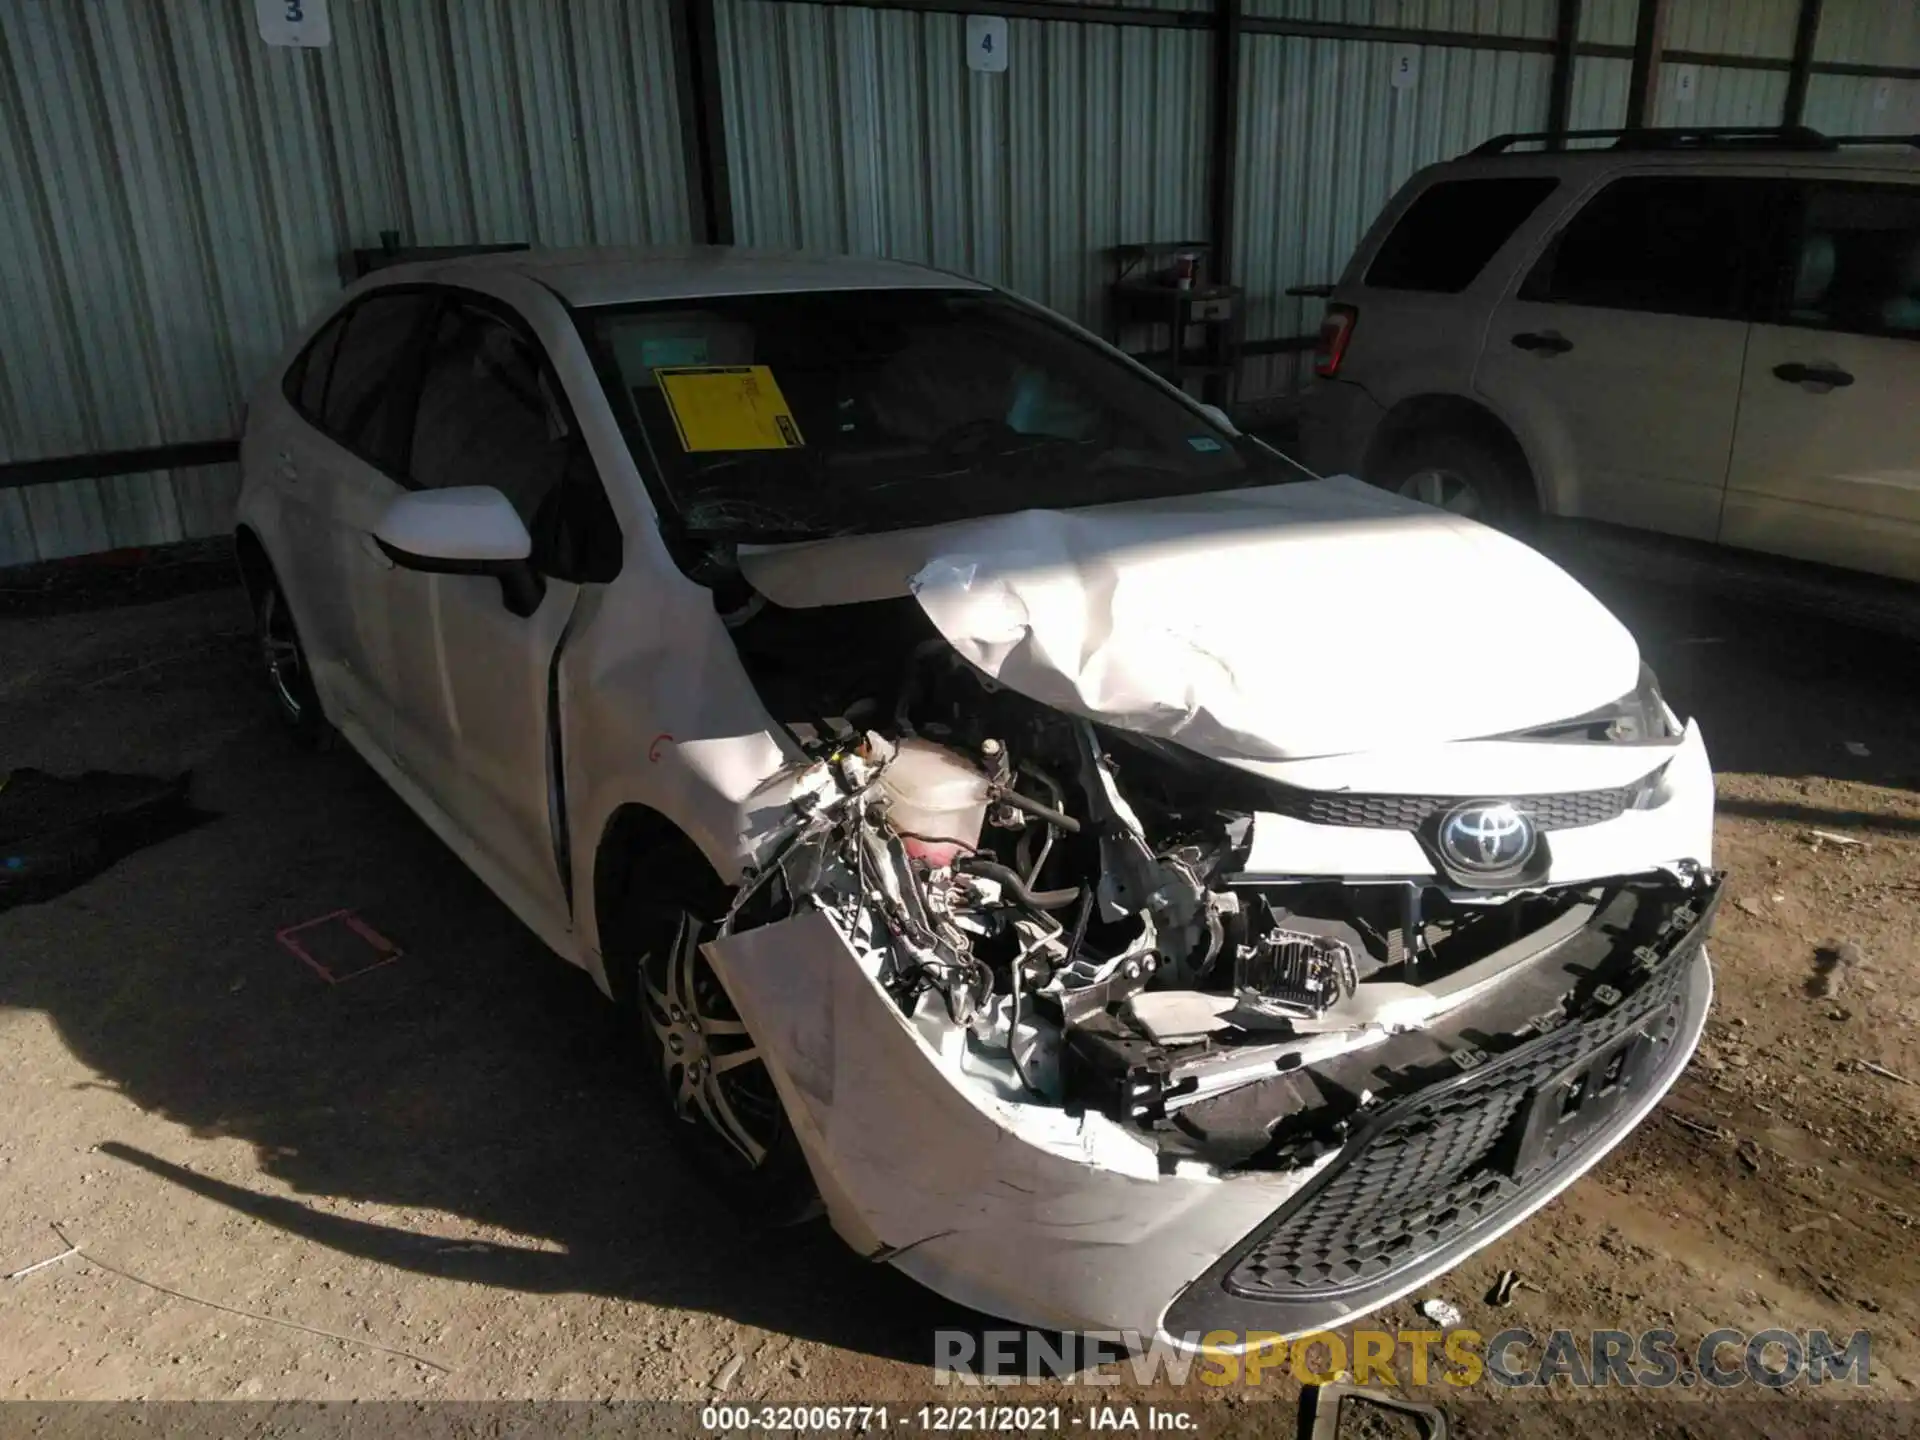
[0,769,209,911]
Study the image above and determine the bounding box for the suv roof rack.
[1471,126,1920,156]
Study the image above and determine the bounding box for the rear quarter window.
[284,310,348,420]
[1364,177,1560,293]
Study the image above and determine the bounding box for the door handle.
[1511,331,1574,355]
[359,532,395,570]
[275,451,298,482]
[1772,362,1853,388]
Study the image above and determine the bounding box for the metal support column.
[1628,0,1674,125]
[1783,0,1824,126]
[1203,0,1242,406]
[1625,0,1672,127]
[1546,0,1581,148]
[669,0,736,245]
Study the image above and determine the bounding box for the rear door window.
[320,291,433,471]
[408,303,573,520]
[1365,177,1559,292]
[407,300,621,581]
[1778,182,1920,338]
[1519,175,1787,320]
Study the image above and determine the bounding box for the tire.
[616,863,818,1225]
[252,573,326,747]
[1374,430,1534,530]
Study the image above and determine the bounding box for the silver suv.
[1294,127,1920,581]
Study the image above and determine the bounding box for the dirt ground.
[2,523,1917,1438]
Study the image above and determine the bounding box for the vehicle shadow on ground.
[1558,551,1920,793]
[0,645,986,1368]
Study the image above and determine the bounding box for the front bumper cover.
[1161,881,1718,1340]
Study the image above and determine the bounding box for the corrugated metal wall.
[1666,0,1797,58]
[714,0,1211,330]
[1245,0,1555,35]
[0,0,691,566]
[1815,0,1920,66]
[1569,56,1632,129]
[1804,73,1920,133]
[6,0,1920,563]
[1651,64,1790,127]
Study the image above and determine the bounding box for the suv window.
[1365,177,1559,293]
[322,292,433,469]
[1520,176,1784,320]
[1783,182,1920,339]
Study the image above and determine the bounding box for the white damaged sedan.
[235,248,1718,1347]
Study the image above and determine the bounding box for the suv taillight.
[1314,304,1357,379]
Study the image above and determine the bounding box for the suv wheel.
[1377,432,1532,527]
[622,874,818,1225]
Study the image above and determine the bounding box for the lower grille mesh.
[1224,955,1691,1301]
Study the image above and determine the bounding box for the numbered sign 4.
[967,15,1009,74]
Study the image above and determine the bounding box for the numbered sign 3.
[967,15,1009,74]
[256,0,332,48]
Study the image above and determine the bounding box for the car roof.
[371,245,990,308]
[1432,143,1920,183]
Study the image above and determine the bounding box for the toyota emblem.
[1438,801,1536,873]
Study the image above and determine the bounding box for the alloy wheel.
[641,910,782,1170]
[259,587,305,721]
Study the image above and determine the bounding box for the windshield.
[579,287,1295,541]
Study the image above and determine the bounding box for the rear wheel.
[253,576,325,746]
[622,872,817,1224]
[1375,431,1534,529]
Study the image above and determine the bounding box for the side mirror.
[374,487,546,616]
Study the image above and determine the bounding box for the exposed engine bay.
[716,590,1720,1173]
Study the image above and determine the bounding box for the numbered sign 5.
[1390,44,1418,90]
[256,0,332,47]
[967,15,1009,74]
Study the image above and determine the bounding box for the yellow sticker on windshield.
[655,365,805,452]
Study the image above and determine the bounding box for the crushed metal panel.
[703,908,1312,1334]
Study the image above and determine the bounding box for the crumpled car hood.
[736,476,1642,762]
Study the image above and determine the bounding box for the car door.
[380,293,622,938]
[1474,173,1787,540]
[1720,177,1920,581]
[280,289,435,743]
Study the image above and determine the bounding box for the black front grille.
[1272,784,1639,832]
[1223,951,1692,1302]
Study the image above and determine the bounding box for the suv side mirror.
[374,487,546,616]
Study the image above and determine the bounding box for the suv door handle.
[1773,362,1853,388]
[1511,331,1574,355]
